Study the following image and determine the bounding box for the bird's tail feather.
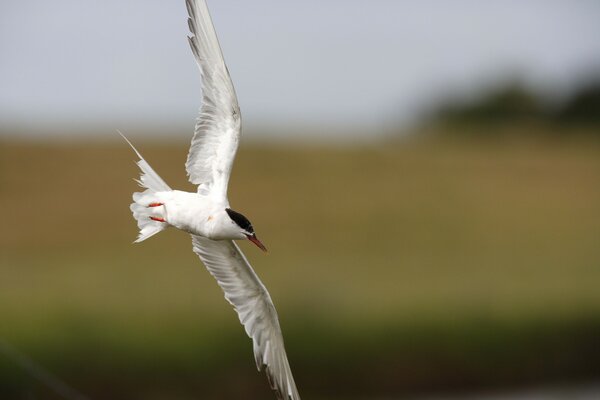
[119,130,172,243]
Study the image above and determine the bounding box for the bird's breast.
[161,190,218,237]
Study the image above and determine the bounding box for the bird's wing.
[185,0,241,200]
[191,235,301,400]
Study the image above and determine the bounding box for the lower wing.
[191,235,301,400]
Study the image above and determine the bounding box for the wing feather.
[191,236,301,400]
[185,0,241,199]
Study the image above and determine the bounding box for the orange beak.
[247,234,268,252]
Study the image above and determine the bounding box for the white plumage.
[123,1,301,399]
[191,237,301,400]
[185,0,241,200]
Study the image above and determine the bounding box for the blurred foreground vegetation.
[1,127,599,399]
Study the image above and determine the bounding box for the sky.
[1,0,599,138]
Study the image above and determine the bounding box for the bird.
[120,1,301,399]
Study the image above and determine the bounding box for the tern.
[121,1,301,399]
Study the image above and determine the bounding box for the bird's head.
[225,208,267,252]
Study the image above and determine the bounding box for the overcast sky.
[1,0,599,138]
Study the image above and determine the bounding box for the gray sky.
[1,0,599,138]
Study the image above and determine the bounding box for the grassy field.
[1,131,600,399]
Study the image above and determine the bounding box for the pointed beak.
[247,234,268,252]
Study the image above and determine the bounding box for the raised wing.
[191,236,301,400]
[185,0,241,199]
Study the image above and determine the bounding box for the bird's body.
[122,1,301,399]
[134,189,236,240]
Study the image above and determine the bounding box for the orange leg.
[150,217,166,222]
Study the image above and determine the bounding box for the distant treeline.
[428,79,600,129]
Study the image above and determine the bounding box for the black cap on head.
[225,208,254,234]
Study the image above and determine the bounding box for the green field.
[1,132,599,399]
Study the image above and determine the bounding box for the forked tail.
[119,131,172,243]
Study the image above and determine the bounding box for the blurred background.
[1,1,599,399]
